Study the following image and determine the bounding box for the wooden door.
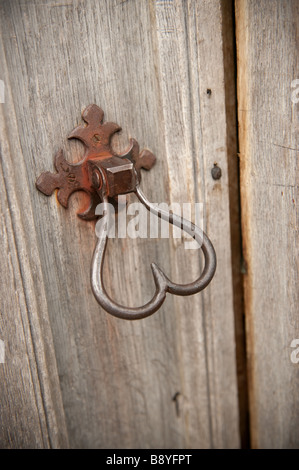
[0,0,240,448]
[1,0,298,450]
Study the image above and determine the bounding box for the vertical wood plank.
[236,0,299,448]
[0,61,69,448]
[0,0,239,448]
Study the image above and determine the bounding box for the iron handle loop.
[91,181,216,320]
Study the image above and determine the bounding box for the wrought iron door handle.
[36,105,216,319]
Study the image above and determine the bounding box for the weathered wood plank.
[0,58,69,448]
[236,0,299,448]
[0,0,239,448]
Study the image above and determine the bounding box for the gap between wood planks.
[221,0,250,449]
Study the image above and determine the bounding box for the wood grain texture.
[0,50,69,448]
[236,0,299,449]
[0,0,239,448]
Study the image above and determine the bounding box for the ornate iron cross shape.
[36,104,156,220]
